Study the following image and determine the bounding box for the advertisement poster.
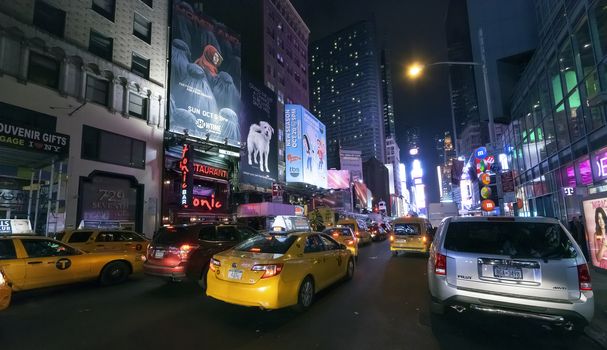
[328,170,350,190]
[353,182,369,210]
[582,195,607,270]
[285,104,328,188]
[239,79,278,188]
[169,0,241,145]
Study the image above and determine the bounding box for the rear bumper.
[206,272,297,309]
[143,262,187,280]
[390,244,428,253]
[429,276,594,325]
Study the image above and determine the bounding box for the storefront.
[161,144,233,224]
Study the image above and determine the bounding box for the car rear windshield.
[153,226,197,245]
[233,234,298,254]
[340,224,356,232]
[444,221,577,259]
[394,223,421,235]
[323,228,352,236]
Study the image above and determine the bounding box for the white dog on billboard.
[247,121,274,173]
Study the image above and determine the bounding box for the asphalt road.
[0,240,601,350]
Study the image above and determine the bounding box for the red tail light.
[435,253,447,275]
[251,264,284,279]
[347,240,354,245]
[171,244,197,260]
[332,233,339,238]
[577,264,592,291]
[209,258,221,272]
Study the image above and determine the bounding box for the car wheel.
[100,261,130,286]
[294,276,315,312]
[198,266,209,291]
[345,258,354,281]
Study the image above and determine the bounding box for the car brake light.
[332,233,339,238]
[178,244,196,260]
[577,264,592,291]
[251,264,284,279]
[435,253,447,275]
[422,236,427,243]
[389,235,394,242]
[250,247,261,253]
[347,240,354,245]
[209,258,221,271]
[356,232,360,237]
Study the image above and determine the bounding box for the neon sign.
[180,144,194,208]
[192,163,228,180]
[191,194,223,210]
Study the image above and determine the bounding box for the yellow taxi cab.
[389,216,433,256]
[56,229,150,254]
[336,219,372,245]
[322,227,358,260]
[206,231,354,310]
[0,235,145,308]
[0,268,10,311]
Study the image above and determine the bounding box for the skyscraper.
[311,20,385,168]
[380,49,396,139]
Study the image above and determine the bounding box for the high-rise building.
[380,49,396,139]
[339,148,363,183]
[385,136,402,197]
[362,157,390,215]
[200,0,310,183]
[502,0,607,222]
[405,127,421,153]
[0,0,168,235]
[311,20,385,168]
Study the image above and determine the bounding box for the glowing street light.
[407,62,424,79]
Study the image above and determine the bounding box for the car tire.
[294,276,315,312]
[430,299,445,315]
[100,261,130,286]
[198,266,209,291]
[344,258,354,281]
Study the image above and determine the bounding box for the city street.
[0,241,600,350]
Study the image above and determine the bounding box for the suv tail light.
[577,264,592,291]
[209,258,221,272]
[251,264,284,279]
[169,244,198,261]
[435,253,447,275]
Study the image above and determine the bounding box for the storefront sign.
[180,144,194,208]
[592,147,607,182]
[481,199,495,211]
[0,220,11,233]
[480,173,491,185]
[191,194,222,210]
[80,175,138,222]
[475,147,487,159]
[192,163,228,180]
[563,187,575,196]
[0,121,69,154]
[582,195,607,270]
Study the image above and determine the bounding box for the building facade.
[362,157,390,215]
[380,49,396,139]
[0,0,168,236]
[503,0,607,221]
[311,20,385,168]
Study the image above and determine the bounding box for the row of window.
[27,51,150,121]
[33,0,153,69]
[82,125,146,170]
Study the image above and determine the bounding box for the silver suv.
[428,216,594,333]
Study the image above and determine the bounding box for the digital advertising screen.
[582,195,607,270]
[169,0,242,146]
[328,170,350,190]
[285,104,327,188]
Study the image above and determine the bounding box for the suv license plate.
[228,269,243,280]
[154,250,164,259]
[493,266,523,280]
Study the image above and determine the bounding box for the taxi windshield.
[234,234,298,254]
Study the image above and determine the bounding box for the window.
[92,0,115,21]
[319,235,339,250]
[133,13,152,44]
[129,92,148,120]
[86,75,109,106]
[131,52,150,78]
[304,235,324,253]
[394,223,421,235]
[33,0,66,37]
[141,0,152,7]
[96,231,144,242]
[198,226,216,241]
[216,226,239,242]
[22,239,77,258]
[28,52,60,90]
[89,30,113,61]
[234,234,297,254]
[558,40,577,94]
[154,226,197,244]
[68,231,93,243]
[0,240,17,260]
[81,125,146,169]
[594,0,607,58]
[574,20,595,79]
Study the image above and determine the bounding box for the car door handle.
[27,261,43,265]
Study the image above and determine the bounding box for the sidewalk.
[587,269,607,348]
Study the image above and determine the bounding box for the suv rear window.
[234,234,297,254]
[323,228,352,236]
[444,221,577,259]
[394,223,421,235]
[154,226,197,245]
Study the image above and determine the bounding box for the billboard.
[328,170,350,190]
[582,195,607,270]
[285,105,327,188]
[169,1,242,145]
[239,79,278,188]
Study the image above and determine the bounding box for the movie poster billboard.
[328,170,350,190]
[239,79,278,189]
[169,0,241,146]
[285,104,328,188]
[582,195,607,270]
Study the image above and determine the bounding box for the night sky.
[291,0,451,203]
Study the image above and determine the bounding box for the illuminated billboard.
[285,104,328,188]
[582,195,607,270]
[168,1,242,146]
[328,170,350,190]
